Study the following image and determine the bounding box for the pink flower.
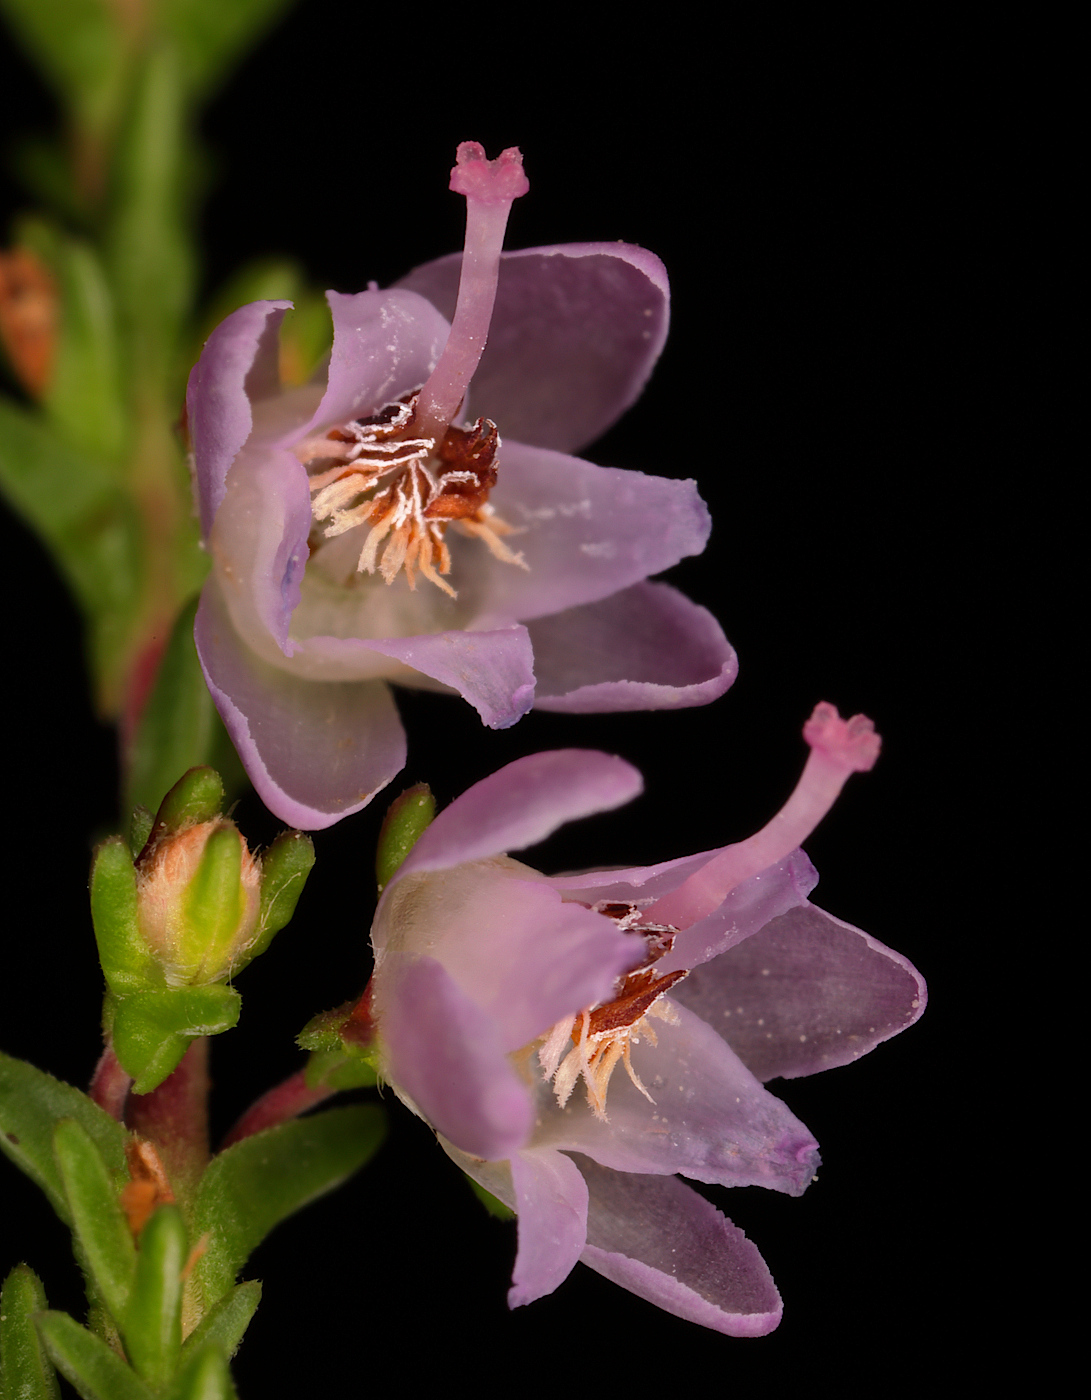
[370,706,926,1336]
[187,143,734,828]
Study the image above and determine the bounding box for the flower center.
[299,394,525,597]
[538,902,687,1120]
[299,141,532,599]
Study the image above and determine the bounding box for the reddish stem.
[89,1043,133,1121]
[127,1039,210,1204]
[220,1070,336,1150]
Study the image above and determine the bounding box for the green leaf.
[0,1265,62,1400]
[122,1205,186,1389]
[179,1282,260,1364]
[35,1312,154,1400]
[125,603,224,819]
[91,837,162,995]
[191,1107,387,1308]
[0,1051,127,1225]
[52,1119,136,1322]
[163,1341,237,1400]
[157,0,294,98]
[17,217,127,461]
[112,987,241,1095]
[376,784,436,893]
[249,831,315,963]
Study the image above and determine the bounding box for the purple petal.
[274,289,451,447]
[360,626,535,728]
[527,581,737,713]
[194,581,406,829]
[470,442,710,625]
[210,445,312,656]
[508,1149,589,1308]
[374,866,637,1051]
[546,849,818,976]
[396,750,643,878]
[186,300,291,537]
[397,243,669,454]
[576,1156,783,1337]
[674,901,928,1081]
[535,999,819,1195]
[377,954,533,1160]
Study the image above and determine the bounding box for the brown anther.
[120,1139,176,1237]
[585,968,688,1037]
[424,418,500,521]
[0,247,57,397]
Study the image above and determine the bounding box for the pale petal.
[508,1148,589,1308]
[210,445,311,657]
[186,299,291,536]
[271,289,451,448]
[194,581,405,829]
[534,999,820,1196]
[374,864,637,1051]
[471,441,710,625]
[396,243,669,453]
[577,1156,783,1337]
[527,581,737,712]
[377,953,533,1161]
[395,750,643,878]
[674,901,928,1081]
[360,626,535,729]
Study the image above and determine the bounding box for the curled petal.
[375,865,638,1051]
[186,300,291,537]
[508,1148,589,1308]
[397,243,669,454]
[536,999,820,1195]
[577,1156,783,1337]
[674,902,928,1082]
[194,581,405,829]
[528,581,737,713]
[396,750,643,879]
[378,954,533,1160]
[360,626,535,729]
[473,441,710,625]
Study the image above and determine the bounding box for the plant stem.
[127,1038,210,1205]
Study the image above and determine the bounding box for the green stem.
[126,1037,209,1208]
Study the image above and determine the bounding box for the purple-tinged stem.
[644,704,882,930]
[220,1070,336,1149]
[127,1039,210,1205]
[412,143,529,442]
[89,1043,133,1122]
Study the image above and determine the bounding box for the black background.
[2,6,1022,1394]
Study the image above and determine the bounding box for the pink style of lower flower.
[370,705,926,1336]
[186,142,734,829]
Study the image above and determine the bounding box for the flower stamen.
[300,392,527,597]
[539,902,686,1120]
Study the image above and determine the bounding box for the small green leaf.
[35,1312,154,1400]
[129,805,155,854]
[112,986,241,1094]
[376,784,436,893]
[249,831,315,962]
[91,837,161,995]
[179,1281,260,1364]
[0,1265,62,1400]
[302,1048,378,1093]
[52,1119,136,1322]
[125,603,223,820]
[191,1106,387,1308]
[123,1205,186,1389]
[163,1340,237,1400]
[151,766,225,838]
[0,1051,127,1225]
[465,1175,516,1222]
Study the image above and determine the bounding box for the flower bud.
[91,767,315,1093]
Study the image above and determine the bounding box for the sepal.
[375,783,435,893]
[109,986,241,1095]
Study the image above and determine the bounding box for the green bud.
[375,783,435,893]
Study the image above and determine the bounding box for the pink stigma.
[642,703,882,931]
[449,141,530,203]
[412,143,529,442]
